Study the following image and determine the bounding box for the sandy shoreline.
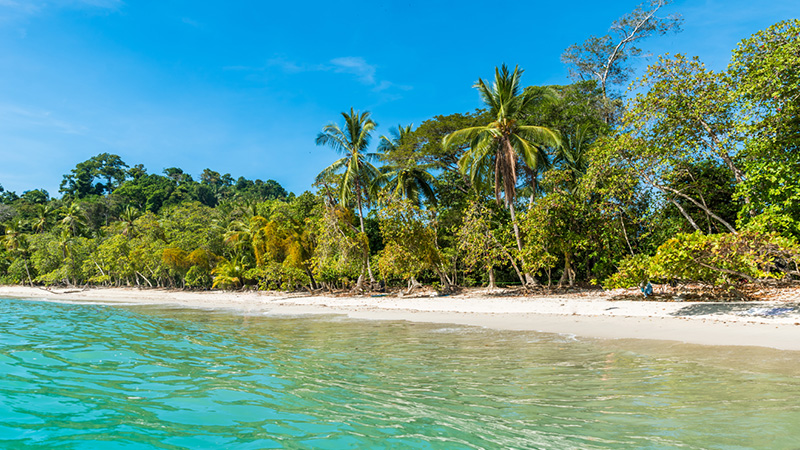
[2,285,800,351]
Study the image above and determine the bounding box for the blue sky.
[0,0,798,197]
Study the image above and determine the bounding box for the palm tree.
[1,219,33,285]
[59,203,86,237]
[315,108,381,287]
[443,65,561,285]
[32,204,56,233]
[119,206,141,238]
[377,124,437,206]
[553,124,593,193]
[224,215,267,265]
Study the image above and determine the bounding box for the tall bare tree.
[562,0,682,123]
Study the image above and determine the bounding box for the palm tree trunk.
[508,201,536,286]
[24,259,33,287]
[354,183,375,284]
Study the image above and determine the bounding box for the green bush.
[604,231,800,287]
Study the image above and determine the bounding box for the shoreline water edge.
[2,286,800,351]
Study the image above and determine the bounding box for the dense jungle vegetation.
[1,10,798,293]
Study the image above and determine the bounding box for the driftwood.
[37,286,90,295]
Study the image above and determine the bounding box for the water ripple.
[1,298,800,449]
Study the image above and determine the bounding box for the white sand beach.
[2,286,800,351]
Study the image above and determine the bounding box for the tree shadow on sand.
[670,302,800,317]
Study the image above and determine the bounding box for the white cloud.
[329,56,376,85]
[264,55,412,97]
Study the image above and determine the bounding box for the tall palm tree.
[443,65,561,284]
[377,124,437,206]
[315,108,381,286]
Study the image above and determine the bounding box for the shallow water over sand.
[1,297,799,449]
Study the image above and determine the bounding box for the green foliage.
[60,153,129,200]
[245,263,309,291]
[605,231,800,287]
[211,257,246,289]
[312,206,368,285]
[457,200,509,275]
[663,160,739,234]
[21,189,50,205]
[315,108,381,210]
[31,233,93,285]
[376,126,437,208]
[376,200,443,282]
[619,54,741,234]
[114,174,181,212]
[730,19,800,237]
[185,265,212,289]
[390,110,490,178]
[603,254,652,289]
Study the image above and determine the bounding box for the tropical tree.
[119,206,141,238]
[728,19,800,236]
[377,124,437,206]
[616,54,742,234]
[561,0,682,122]
[32,204,57,234]
[377,200,451,293]
[315,108,381,288]
[1,219,33,285]
[443,64,561,285]
[58,203,86,237]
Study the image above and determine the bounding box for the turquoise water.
[1,298,800,449]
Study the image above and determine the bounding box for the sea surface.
[1,297,799,449]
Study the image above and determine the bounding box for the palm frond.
[442,125,491,150]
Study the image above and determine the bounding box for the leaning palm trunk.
[24,259,33,287]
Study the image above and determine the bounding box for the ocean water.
[1,298,799,450]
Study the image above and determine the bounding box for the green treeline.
[1,15,798,293]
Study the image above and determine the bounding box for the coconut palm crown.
[443,64,561,206]
[315,108,381,210]
[377,124,437,206]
